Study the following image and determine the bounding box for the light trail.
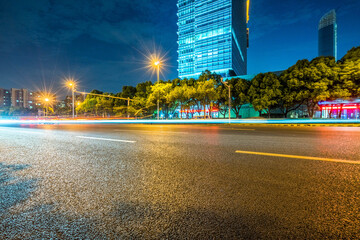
[1,119,360,125]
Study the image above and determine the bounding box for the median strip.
[235,150,360,165]
[76,136,136,143]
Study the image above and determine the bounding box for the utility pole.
[127,97,130,119]
[72,85,75,118]
[222,78,231,123]
[157,63,160,120]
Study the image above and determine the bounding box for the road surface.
[1,124,360,239]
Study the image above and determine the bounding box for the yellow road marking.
[235,150,360,165]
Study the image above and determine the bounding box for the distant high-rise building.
[10,88,34,109]
[177,0,250,79]
[0,88,11,108]
[318,10,337,60]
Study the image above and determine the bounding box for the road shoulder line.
[235,150,360,165]
[76,136,136,143]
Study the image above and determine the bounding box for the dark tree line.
[73,46,360,119]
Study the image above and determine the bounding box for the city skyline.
[0,0,360,96]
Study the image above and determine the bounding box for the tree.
[339,46,360,63]
[216,83,228,118]
[76,90,114,116]
[231,78,250,118]
[121,86,136,98]
[147,83,173,118]
[77,97,97,115]
[135,81,153,99]
[198,70,222,84]
[248,72,282,118]
[279,57,339,118]
[167,84,195,119]
[302,57,337,118]
[96,95,114,117]
[195,79,218,118]
[279,60,310,118]
[338,47,360,98]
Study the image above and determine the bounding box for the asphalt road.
[1,124,360,239]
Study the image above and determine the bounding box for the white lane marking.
[114,129,189,134]
[76,136,136,143]
[0,128,43,135]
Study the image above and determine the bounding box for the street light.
[44,98,49,117]
[222,78,231,123]
[66,80,76,118]
[152,60,161,120]
[42,96,52,117]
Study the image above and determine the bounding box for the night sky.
[0,0,359,96]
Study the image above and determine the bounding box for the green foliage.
[299,57,337,118]
[338,59,360,97]
[232,78,250,118]
[147,83,173,118]
[249,72,281,118]
[135,81,153,98]
[60,46,360,119]
[195,79,218,117]
[167,84,195,118]
[340,46,360,63]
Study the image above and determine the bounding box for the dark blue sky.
[0,0,359,96]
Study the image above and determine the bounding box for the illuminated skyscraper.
[177,0,250,79]
[318,10,337,60]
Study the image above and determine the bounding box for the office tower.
[318,10,337,60]
[177,0,250,79]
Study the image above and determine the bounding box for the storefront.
[319,99,360,119]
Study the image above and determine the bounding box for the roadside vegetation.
[1,46,359,119]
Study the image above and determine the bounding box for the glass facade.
[318,10,337,60]
[177,0,249,79]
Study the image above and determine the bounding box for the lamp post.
[43,95,53,117]
[222,78,231,123]
[67,81,76,118]
[153,61,160,120]
[44,98,49,117]
[127,97,130,119]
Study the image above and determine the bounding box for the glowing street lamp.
[152,60,161,120]
[66,80,76,118]
[42,96,52,117]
